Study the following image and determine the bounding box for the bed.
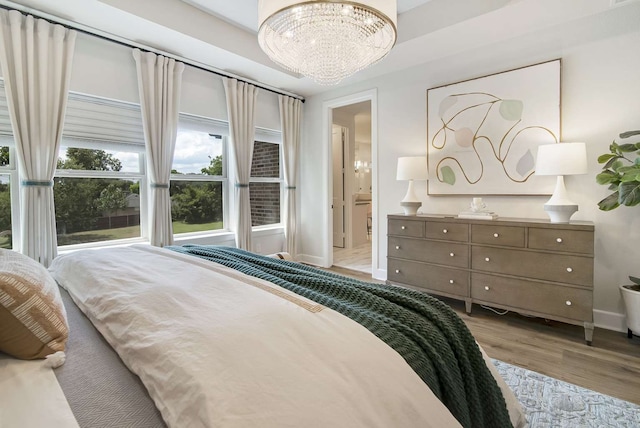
[36,244,526,427]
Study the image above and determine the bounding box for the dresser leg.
[629,329,633,339]
[584,322,594,346]
[465,299,472,314]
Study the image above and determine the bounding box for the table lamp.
[397,156,428,215]
[535,142,587,223]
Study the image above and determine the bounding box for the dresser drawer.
[388,258,469,297]
[471,246,593,287]
[528,228,594,255]
[388,219,424,237]
[471,273,593,322]
[389,237,469,268]
[424,221,468,242]
[471,224,525,247]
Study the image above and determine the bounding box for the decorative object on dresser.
[535,142,588,223]
[396,156,428,215]
[458,197,498,220]
[387,214,595,344]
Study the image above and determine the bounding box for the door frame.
[322,89,378,275]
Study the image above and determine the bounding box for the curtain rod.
[0,2,305,102]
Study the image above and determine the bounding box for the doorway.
[331,100,372,274]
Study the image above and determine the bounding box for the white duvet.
[49,245,525,428]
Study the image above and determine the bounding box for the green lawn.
[56,221,223,246]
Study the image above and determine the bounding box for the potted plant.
[596,130,640,338]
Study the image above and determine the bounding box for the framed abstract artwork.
[427,59,561,195]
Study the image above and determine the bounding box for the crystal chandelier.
[258,1,397,85]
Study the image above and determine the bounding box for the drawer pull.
[395,245,400,250]
[485,257,490,262]
[449,252,455,257]
[449,279,454,284]
[493,233,499,238]
[395,269,400,274]
[401,226,406,230]
[443,229,448,234]
[566,300,572,306]
[484,286,490,291]
[556,238,563,243]
[566,267,573,273]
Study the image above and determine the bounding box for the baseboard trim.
[297,253,327,268]
[594,309,627,333]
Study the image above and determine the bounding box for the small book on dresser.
[457,211,498,220]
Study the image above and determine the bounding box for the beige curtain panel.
[223,77,258,251]
[133,49,184,247]
[279,95,302,257]
[0,10,76,266]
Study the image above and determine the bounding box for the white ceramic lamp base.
[543,204,578,223]
[543,176,579,223]
[400,201,422,216]
[400,179,422,216]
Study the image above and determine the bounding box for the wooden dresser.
[387,214,595,344]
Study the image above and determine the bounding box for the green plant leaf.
[635,157,640,166]
[597,153,616,164]
[598,192,620,211]
[603,157,622,169]
[620,130,640,139]
[611,159,624,170]
[619,181,640,206]
[620,171,640,182]
[596,171,619,185]
[630,276,640,286]
[618,143,638,153]
[441,166,456,185]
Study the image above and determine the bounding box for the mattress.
[48,245,525,428]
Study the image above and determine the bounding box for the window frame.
[0,144,19,249]
[169,130,230,238]
[249,137,284,230]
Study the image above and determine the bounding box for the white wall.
[70,33,281,130]
[299,7,640,328]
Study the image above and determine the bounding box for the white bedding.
[50,245,525,428]
[0,354,79,428]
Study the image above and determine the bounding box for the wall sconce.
[396,156,428,215]
[535,142,587,223]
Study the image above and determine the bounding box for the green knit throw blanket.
[167,245,512,428]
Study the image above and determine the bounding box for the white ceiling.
[2,0,638,98]
[181,0,433,33]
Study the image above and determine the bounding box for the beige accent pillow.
[0,249,68,359]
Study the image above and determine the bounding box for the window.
[54,93,146,247]
[250,140,282,227]
[0,172,11,249]
[54,146,143,245]
[170,130,226,235]
[0,80,17,249]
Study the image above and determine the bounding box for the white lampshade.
[535,142,588,176]
[396,156,428,181]
[258,0,397,85]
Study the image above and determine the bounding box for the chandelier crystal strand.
[258,1,397,85]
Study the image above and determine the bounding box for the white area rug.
[493,360,640,427]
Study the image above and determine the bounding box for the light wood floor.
[332,241,372,273]
[327,265,640,406]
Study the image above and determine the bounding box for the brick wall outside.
[250,141,281,226]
